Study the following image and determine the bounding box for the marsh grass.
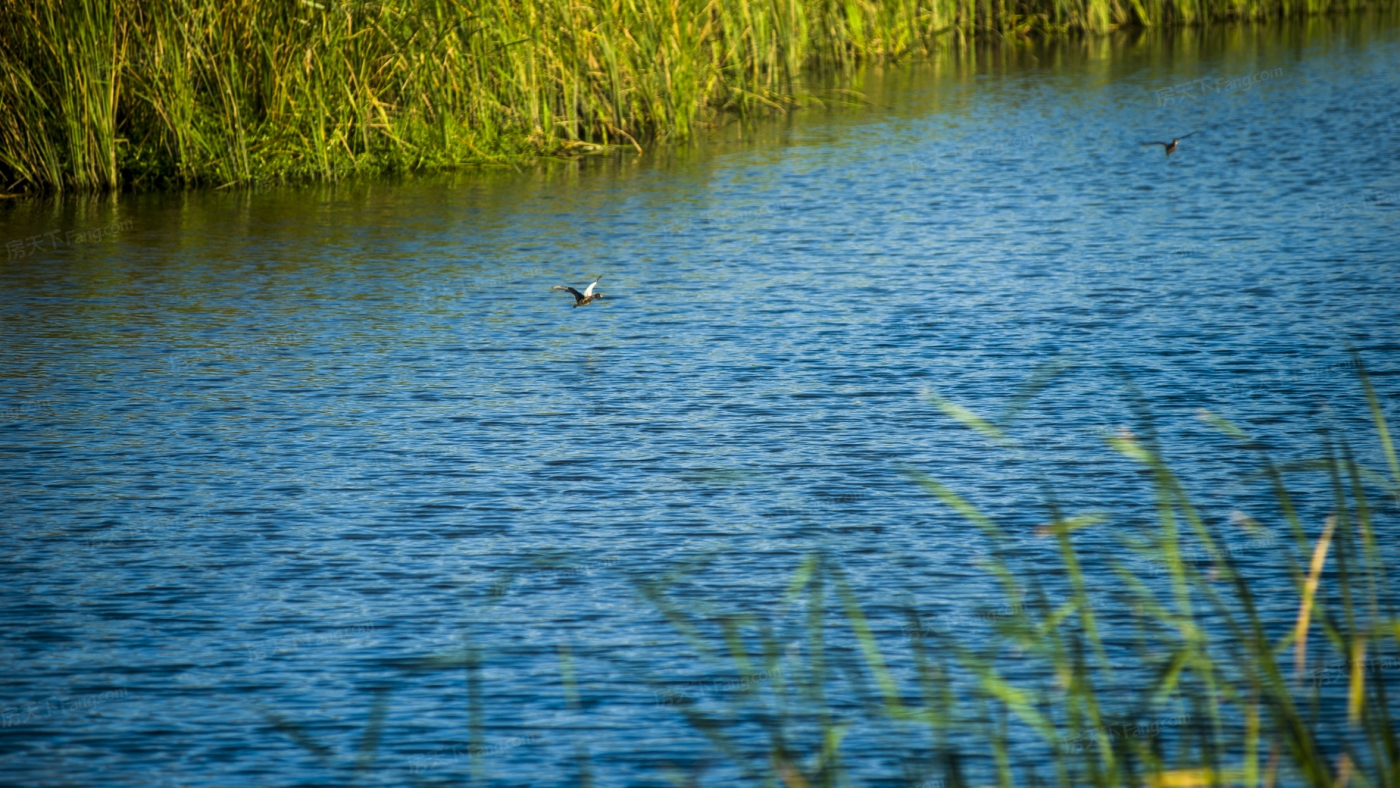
[265,354,1399,786]
[0,0,1391,193]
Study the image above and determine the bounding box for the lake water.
[2,14,1399,786]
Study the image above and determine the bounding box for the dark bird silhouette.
[552,275,604,307]
[1141,131,1198,156]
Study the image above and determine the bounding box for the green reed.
[622,354,1399,787]
[265,356,1399,786]
[0,0,1390,193]
[638,358,1400,788]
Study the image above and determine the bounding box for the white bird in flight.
[552,275,604,308]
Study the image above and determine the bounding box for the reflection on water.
[2,12,1399,786]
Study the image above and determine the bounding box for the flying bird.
[1141,131,1198,156]
[552,275,604,307]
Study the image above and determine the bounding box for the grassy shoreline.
[0,0,1392,194]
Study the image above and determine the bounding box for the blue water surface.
[2,15,1399,787]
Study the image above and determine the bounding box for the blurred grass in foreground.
[0,0,1392,192]
[269,352,1399,786]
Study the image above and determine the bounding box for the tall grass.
[610,356,1399,786]
[269,357,1399,785]
[0,0,1389,193]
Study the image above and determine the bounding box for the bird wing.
[553,285,585,299]
[1178,131,1199,140]
[583,275,602,298]
[1141,141,1169,147]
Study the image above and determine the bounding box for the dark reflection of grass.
[267,355,1398,786]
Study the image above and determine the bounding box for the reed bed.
[269,356,1399,786]
[0,0,1388,193]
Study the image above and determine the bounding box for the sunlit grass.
[0,0,1391,192]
